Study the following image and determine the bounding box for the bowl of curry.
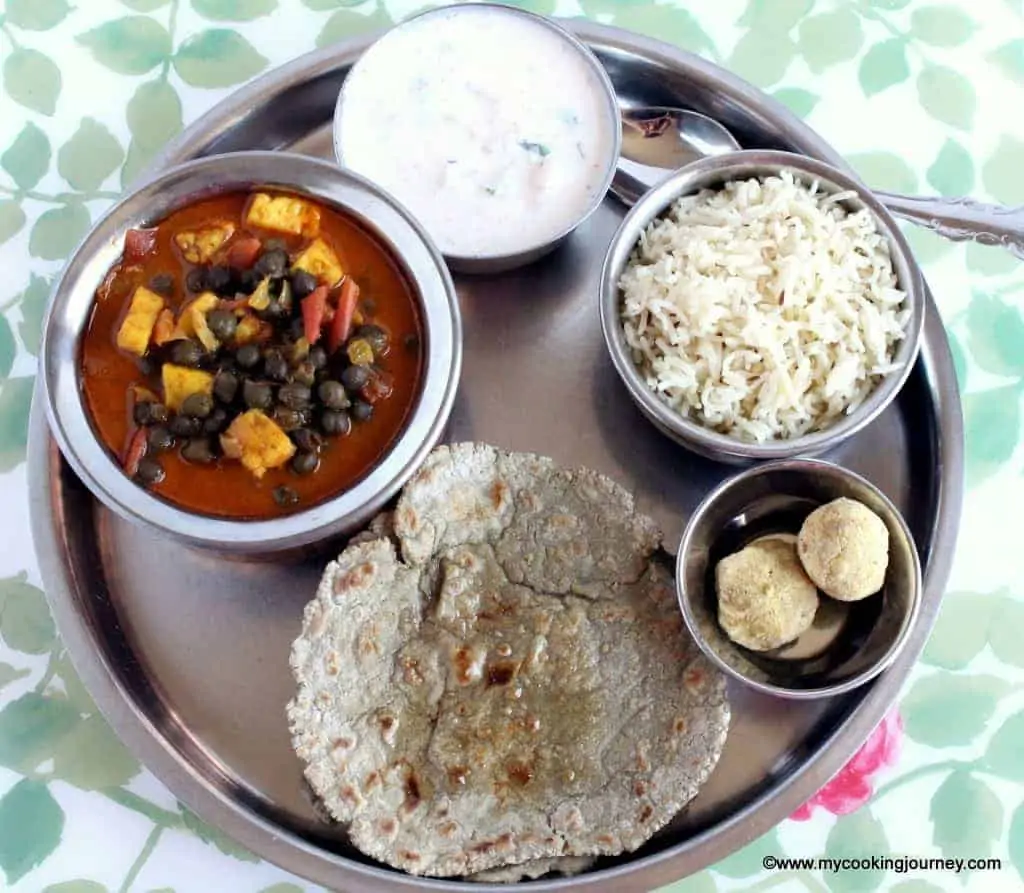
[41,152,461,554]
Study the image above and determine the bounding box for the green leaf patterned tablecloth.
[1,0,1022,891]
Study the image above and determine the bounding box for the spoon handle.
[613,164,1024,262]
[876,192,1024,261]
[609,166,659,209]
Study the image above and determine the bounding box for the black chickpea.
[203,407,229,434]
[205,265,232,294]
[181,393,214,419]
[308,345,327,371]
[291,452,319,476]
[181,438,216,464]
[148,273,175,297]
[318,380,349,410]
[170,339,203,368]
[272,485,300,507]
[147,426,174,452]
[243,380,274,410]
[207,310,238,342]
[264,350,289,382]
[254,247,289,279]
[214,371,240,404]
[321,409,351,436]
[291,428,323,453]
[135,457,165,485]
[351,400,373,423]
[290,269,317,299]
[133,401,155,426]
[235,343,261,369]
[169,415,202,437]
[340,365,370,392]
[279,383,311,410]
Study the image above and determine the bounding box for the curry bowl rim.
[40,149,463,554]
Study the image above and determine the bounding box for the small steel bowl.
[41,151,462,557]
[600,149,926,465]
[676,458,921,699]
[332,2,623,275]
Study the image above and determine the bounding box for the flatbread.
[469,855,597,884]
[287,443,730,877]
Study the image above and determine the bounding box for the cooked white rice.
[618,171,910,443]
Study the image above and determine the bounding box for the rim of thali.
[27,19,965,893]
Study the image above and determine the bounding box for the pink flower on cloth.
[790,709,903,821]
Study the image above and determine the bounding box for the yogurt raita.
[336,5,618,261]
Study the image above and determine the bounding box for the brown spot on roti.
[453,646,473,684]
[684,666,705,693]
[325,651,340,675]
[403,772,422,813]
[334,561,376,595]
[396,505,417,531]
[507,761,533,787]
[485,660,519,687]
[490,479,510,509]
[401,657,424,685]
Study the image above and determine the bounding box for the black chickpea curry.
[80,189,424,519]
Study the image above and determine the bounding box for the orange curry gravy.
[80,190,423,519]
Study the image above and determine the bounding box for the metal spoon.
[612,106,1024,261]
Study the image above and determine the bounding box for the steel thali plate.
[28,20,964,893]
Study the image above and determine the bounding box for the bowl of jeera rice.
[599,149,925,465]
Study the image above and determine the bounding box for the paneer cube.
[246,193,320,238]
[115,286,165,356]
[219,410,296,478]
[177,293,220,338]
[174,222,236,264]
[152,308,178,346]
[175,292,221,350]
[191,307,220,352]
[292,238,343,286]
[248,277,271,311]
[131,383,158,403]
[162,364,214,413]
[234,314,271,345]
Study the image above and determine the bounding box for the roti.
[287,443,730,877]
[468,855,597,884]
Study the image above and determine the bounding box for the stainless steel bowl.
[41,150,462,556]
[676,458,922,699]
[332,2,623,275]
[600,149,926,465]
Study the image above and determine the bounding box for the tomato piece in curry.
[79,190,424,519]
